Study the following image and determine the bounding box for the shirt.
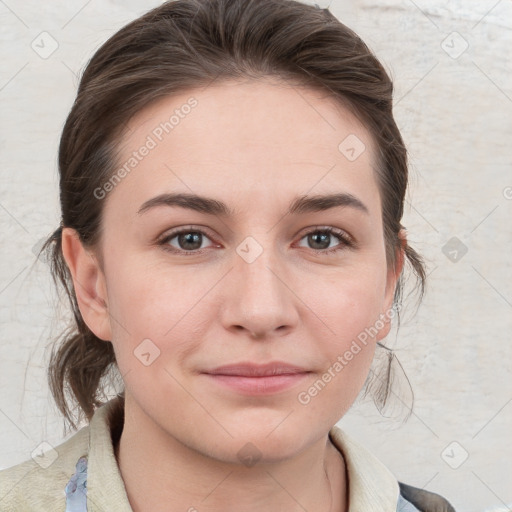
[0,395,456,511]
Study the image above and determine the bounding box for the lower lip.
[203,373,310,395]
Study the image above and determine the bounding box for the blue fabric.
[64,456,88,511]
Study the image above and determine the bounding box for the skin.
[62,77,405,512]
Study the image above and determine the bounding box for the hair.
[39,0,426,430]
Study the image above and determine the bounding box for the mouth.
[201,362,311,395]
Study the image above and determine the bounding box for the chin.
[229,428,315,465]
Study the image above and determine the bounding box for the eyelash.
[157,225,355,256]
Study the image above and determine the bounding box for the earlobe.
[377,229,407,341]
[393,228,406,286]
[61,227,112,341]
[385,228,407,307]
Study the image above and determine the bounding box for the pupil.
[179,232,201,250]
[310,232,329,249]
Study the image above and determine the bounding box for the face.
[67,78,402,464]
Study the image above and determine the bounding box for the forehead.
[106,78,381,219]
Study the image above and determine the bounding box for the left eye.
[296,228,353,253]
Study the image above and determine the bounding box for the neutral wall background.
[0,1,511,511]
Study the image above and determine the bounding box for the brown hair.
[40,0,426,430]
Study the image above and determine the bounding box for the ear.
[61,227,112,341]
[376,228,406,342]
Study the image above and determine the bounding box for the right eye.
[158,227,220,255]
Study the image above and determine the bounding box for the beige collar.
[329,426,400,511]
[86,397,399,512]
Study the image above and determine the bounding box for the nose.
[220,241,299,340]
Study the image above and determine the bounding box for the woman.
[0,0,456,510]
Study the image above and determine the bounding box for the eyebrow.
[137,192,369,217]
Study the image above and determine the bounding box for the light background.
[0,1,511,511]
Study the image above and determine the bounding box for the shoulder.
[0,425,90,512]
[398,481,457,512]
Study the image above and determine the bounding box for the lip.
[201,362,311,395]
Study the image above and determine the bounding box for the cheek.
[309,265,389,347]
[297,266,388,402]
[105,267,206,412]
[104,256,210,367]
[107,252,208,326]
[295,283,382,422]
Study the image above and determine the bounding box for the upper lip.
[203,362,310,377]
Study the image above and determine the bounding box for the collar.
[86,396,132,511]
[329,426,400,511]
[85,397,399,512]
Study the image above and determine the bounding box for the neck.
[114,399,348,512]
